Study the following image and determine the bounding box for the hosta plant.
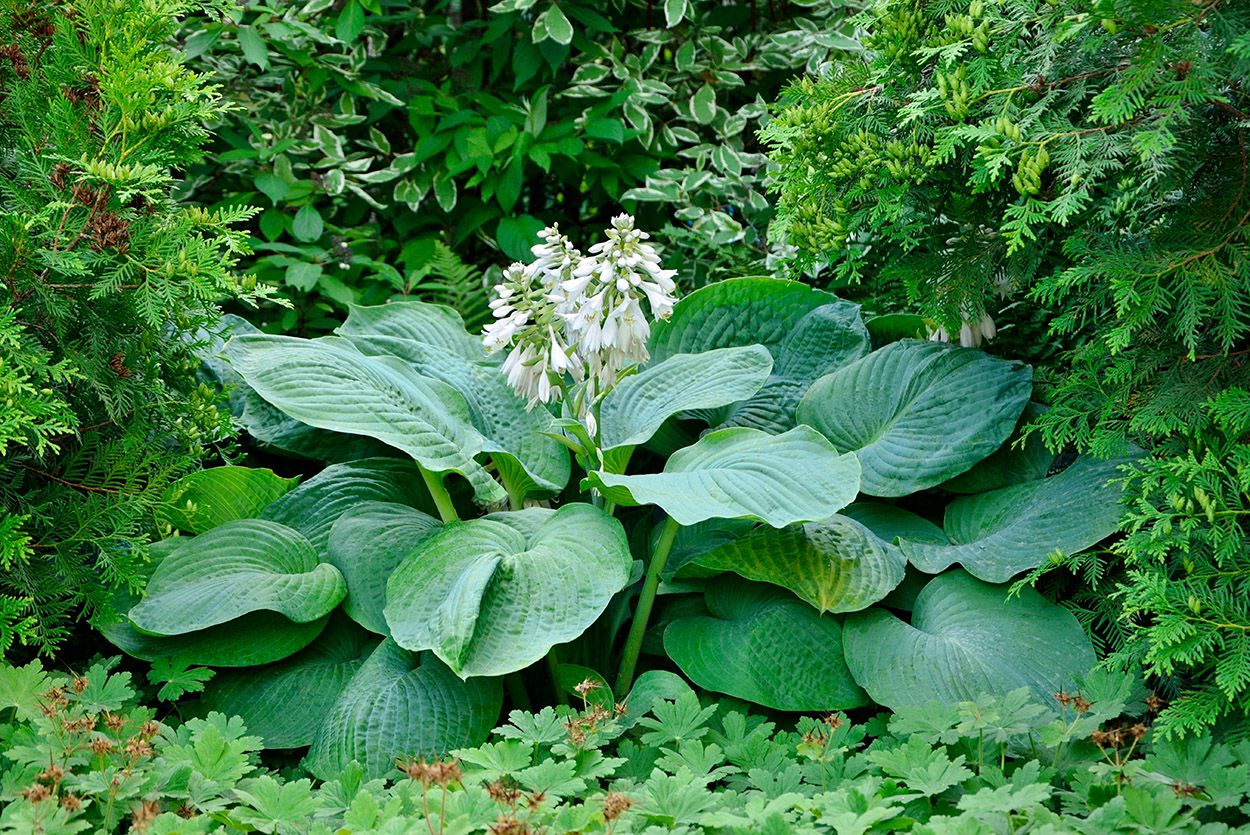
[97,221,1127,779]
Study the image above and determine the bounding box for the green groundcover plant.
[0,0,275,655]
[762,0,1250,738]
[2,656,1249,833]
[77,219,1137,781]
[179,0,861,332]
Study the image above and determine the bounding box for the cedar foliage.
[0,0,271,655]
[763,0,1250,737]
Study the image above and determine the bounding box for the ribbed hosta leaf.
[942,403,1054,494]
[305,640,502,780]
[341,334,568,496]
[198,315,391,463]
[261,458,433,554]
[385,505,632,677]
[586,426,861,527]
[326,502,441,635]
[128,520,346,635]
[649,277,870,432]
[197,614,380,749]
[664,577,867,711]
[597,345,773,452]
[100,610,329,668]
[678,515,906,613]
[843,570,1097,709]
[899,455,1129,582]
[338,301,485,360]
[157,466,298,535]
[797,340,1032,496]
[227,335,504,504]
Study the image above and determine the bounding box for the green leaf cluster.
[762,0,1250,737]
[179,0,862,330]
[3,657,1248,833]
[0,0,276,655]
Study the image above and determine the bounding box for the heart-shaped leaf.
[261,457,434,554]
[305,640,502,780]
[648,277,870,432]
[664,577,868,711]
[227,335,504,504]
[338,301,485,360]
[128,520,346,635]
[586,426,861,527]
[597,345,773,453]
[340,334,569,497]
[326,502,441,635]
[385,505,632,677]
[842,570,1097,709]
[197,614,380,749]
[797,340,1032,496]
[899,455,1129,582]
[678,515,906,614]
[157,467,298,535]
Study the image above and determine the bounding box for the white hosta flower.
[929,312,997,348]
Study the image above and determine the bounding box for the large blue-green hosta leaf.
[128,520,346,636]
[842,571,1096,709]
[677,515,906,613]
[196,614,380,749]
[664,577,867,711]
[326,502,442,635]
[156,466,298,535]
[338,300,485,360]
[385,505,632,677]
[340,333,569,497]
[305,640,502,781]
[899,455,1129,582]
[797,341,1032,497]
[227,335,504,504]
[597,345,773,454]
[586,426,860,527]
[648,277,870,432]
[261,457,434,554]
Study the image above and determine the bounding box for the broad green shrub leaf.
[341,334,569,496]
[664,577,867,711]
[618,670,696,730]
[899,456,1129,582]
[326,502,441,635]
[586,426,861,527]
[678,515,906,614]
[262,457,433,554]
[797,341,1032,497]
[385,505,632,677]
[128,520,346,635]
[338,300,484,360]
[305,640,502,781]
[197,614,380,749]
[663,518,757,578]
[648,277,870,432]
[842,570,1097,709]
[597,345,774,453]
[942,403,1054,494]
[227,335,504,504]
[99,610,329,668]
[157,466,298,534]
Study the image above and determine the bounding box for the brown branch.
[15,462,120,495]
